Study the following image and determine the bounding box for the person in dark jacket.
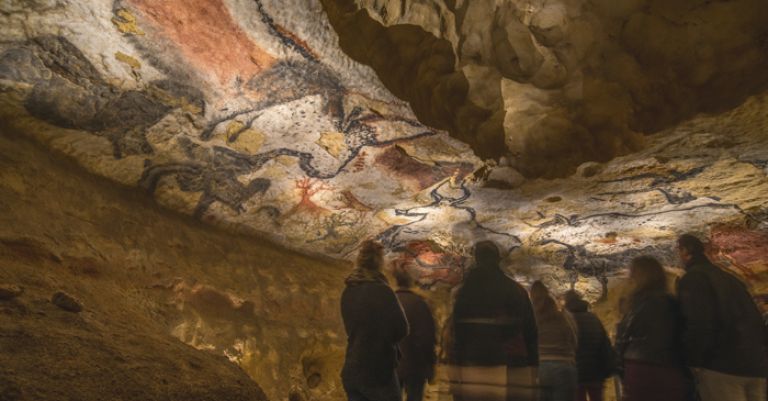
[616,256,688,401]
[676,234,768,401]
[341,240,409,401]
[450,240,538,401]
[564,290,615,401]
[530,281,578,401]
[394,268,437,401]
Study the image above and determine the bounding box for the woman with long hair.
[530,281,578,401]
[341,240,408,401]
[615,256,688,401]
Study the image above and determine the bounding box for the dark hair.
[394,267,414,288]
[474,241,500,267]
[563,289,587,311]
[628,256,667,304]
[357,240,384,271]
[678,233,705,257]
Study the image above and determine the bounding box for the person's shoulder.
[679,267,710,287]
[505,276,527,292]
[396,288,422,301]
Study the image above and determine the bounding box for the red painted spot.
[127,0,276,85]
[707,225,768,281]
[394,240,466,286]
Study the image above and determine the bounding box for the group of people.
[339,234,768,401]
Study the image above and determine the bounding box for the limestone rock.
[51,292,82,313]
[484,166,525,189]
[576,161,603,178]
[0,284,23,301]
[338,0,768,177]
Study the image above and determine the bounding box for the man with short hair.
[676,233,768,401]
[451,241,539,401]
[393,268,436,401]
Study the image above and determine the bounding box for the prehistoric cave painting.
[595,166,708,205]
[392,240,467,287]
[377,177,522,253]
[118,0,276,85]
[375,145,475,191]
[284,178,332,218]
[139,121,444,221]
[139,139,270,219]
[707,225,768,281]
[0,35,205,158]
[538,238,666,296]
[338,190,373,213]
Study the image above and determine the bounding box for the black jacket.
[677,256,768,377]
[616,291,684,369]
[452,264,538,367]
[565,299,616,382]
[341,270,409,386]
[395,289,437,381]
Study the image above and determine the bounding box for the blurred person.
[341,240,408,401]
[677,234,768,401]
[563,290,615,401]
[451,241,539,401]
[531,281,577,401]
[615,256,688,401]
[394,268,437,401]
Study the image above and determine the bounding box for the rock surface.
[0,135,347,401]
[0,0,766,299]
[0,1,767,400]
[329,0,768,177]
[50,291,82,313]
[0,284,22,301]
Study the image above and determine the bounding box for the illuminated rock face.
[327,0,768,177]
[1,1,768,400]
[1,0,768,296]
[0,0,481,258]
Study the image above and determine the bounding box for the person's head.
[530,280,560,320]
[628,255,667,298]
[474,240,500,268]
[356,240,384,271]
[530,280,550,302]
[563,289,588,312]
[394,267,414,289]
[677,233,706,267]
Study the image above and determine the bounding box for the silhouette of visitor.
[341,240,408,401]
[530,281,578,401]
[676,234,768,401]
[615,256,688,401]
[450,240,538,401]
[394,268,437,401]
[563,290,615,401]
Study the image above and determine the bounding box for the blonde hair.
[530,280,561,322]
[357,240,384,271]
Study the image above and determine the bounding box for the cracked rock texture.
[333,0,768,177]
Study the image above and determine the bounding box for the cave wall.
[1,0,768,301]
[0,0,481,260]
[333,0,768,177]
[0,132,349,401]
[1,1,768,399]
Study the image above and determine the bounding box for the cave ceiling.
[1,0,768,295]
